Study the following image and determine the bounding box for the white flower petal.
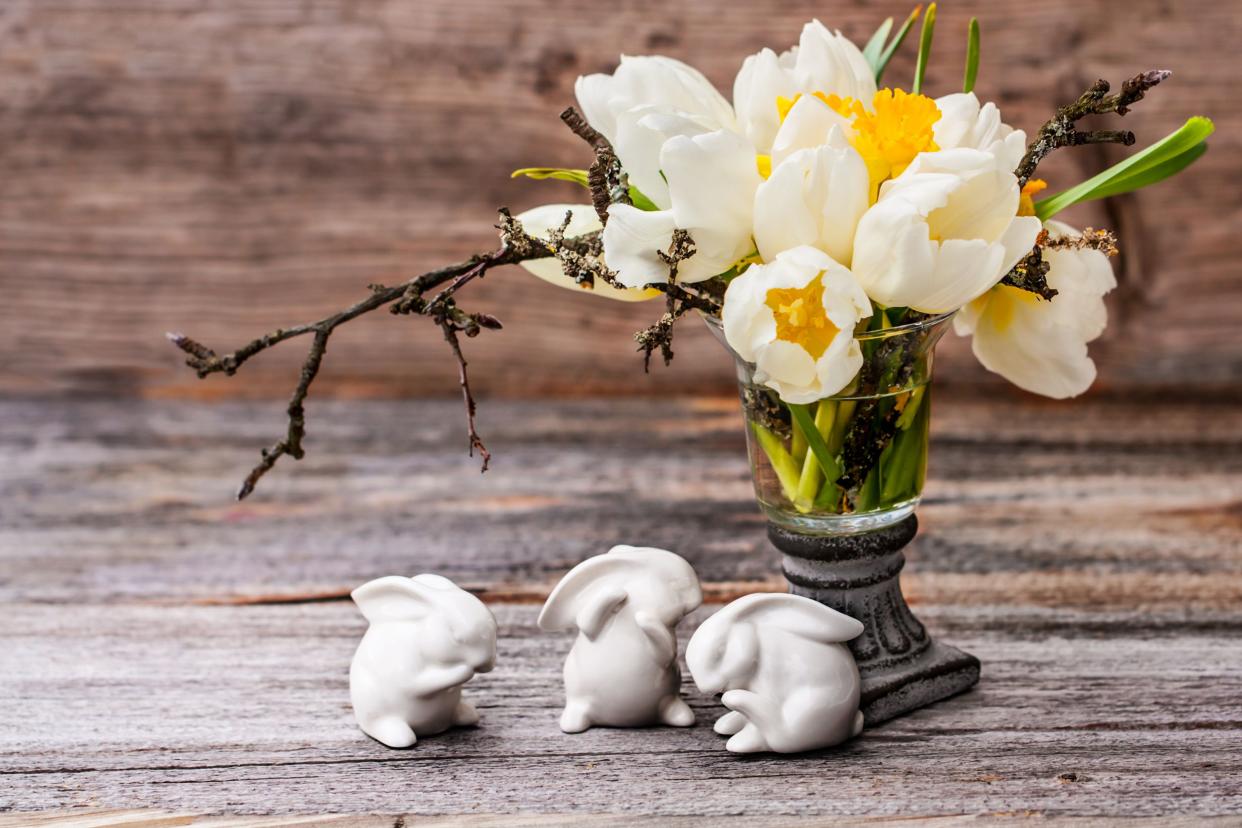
[574,55,737,211]
[754,142,869,265]
[769,94,851,165]
[933,91,1027,169]
[516,204,659,302]
[958,220,1117,398]
[601,204,678,288]
[661,129,762,282]
[793,21,877,104]
[733,47,799,153]
[613,107,714,209]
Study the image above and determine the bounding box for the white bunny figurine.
[349,574,497,748]
[538,545,703,732]
[686,593,865,754]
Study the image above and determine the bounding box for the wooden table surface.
[2,392,1241,823]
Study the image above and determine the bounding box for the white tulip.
[769,93,853,167]
[722,245,872,404]
[753,128,870,266]
[603,130,762,288]
[954,220,1117,398]
[576,56,736,209]
[933,92,1027,171]
[734,20,877,153]
[515,204,660,302]
[851,148,1042,313]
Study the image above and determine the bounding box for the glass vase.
[704,311,954,536]
[705,310,979,724]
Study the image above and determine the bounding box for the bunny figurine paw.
[349,574,497,748]
[686,593,865,754]
[538,545,702,732]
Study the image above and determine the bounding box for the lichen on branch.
[1014,69,1171,187]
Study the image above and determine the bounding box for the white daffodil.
[734,20,877,153]
[851,148,1042,313]
[722,245,872,404]
[575,56,736,209]
[514,204,660,302]
[604,130,761,288]
[753,127,870,266]
[933,92,1027,171]
[954,220,1117,398]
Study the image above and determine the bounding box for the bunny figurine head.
[686,592,865,754]
[349,574,497,748]
[539,545,702,732]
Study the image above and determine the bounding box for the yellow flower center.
[765,279,839,359]
[972,284,1043,333]
[1018,178,1047,217]
[773,88,941,201]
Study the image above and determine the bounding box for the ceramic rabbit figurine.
[538,545,703,732]
[349,574,497,748]
[686,593,865,753]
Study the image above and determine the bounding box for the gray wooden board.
[1,394,1241,817]
[2,602,1241,817]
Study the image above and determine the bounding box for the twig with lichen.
[1014,70,1171,187]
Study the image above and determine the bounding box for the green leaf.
[862,17,894,69]
[874,6,923,84]
[788,404,842,483]
[911,2,937,96]
[1085,142,1207,201]
[1035,117,1215,220]
[963,18,980,93]
[513,168,660,212]
[627,185,660,211]
[511,167,589,187]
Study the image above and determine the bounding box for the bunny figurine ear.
[537,555,633,636]
[740,594,864,644]
[351,576,434,624]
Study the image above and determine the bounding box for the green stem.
[795,401,837,506]
[751,422,800,504]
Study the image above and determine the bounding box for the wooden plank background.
[0,0,1239,399]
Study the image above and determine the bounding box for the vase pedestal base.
[769,515,980,726]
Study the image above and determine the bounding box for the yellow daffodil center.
[765,279,839,359]
[1018,178,1048,217]
[773,88,941,201]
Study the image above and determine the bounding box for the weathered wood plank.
[1,395,1241,817]
[2,602,1240,816]
[1,394,1238,604]
[0,0,1239,398]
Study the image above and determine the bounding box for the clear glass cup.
[705,311,954,536]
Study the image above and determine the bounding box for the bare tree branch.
[169,212,600,499]
[561,106,632,224]
[1014,70,1171,186]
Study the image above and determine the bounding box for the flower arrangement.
[171,5,1211,522]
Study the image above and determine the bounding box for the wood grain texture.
[1,393,1241,817]
[0,0,1239,399]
